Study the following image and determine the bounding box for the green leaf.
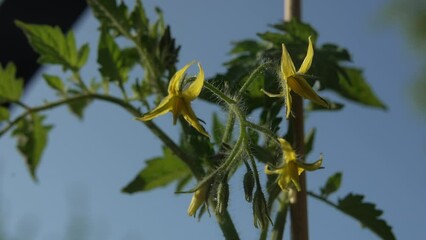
[97,30,129,83]
[338,194,396,240]
[12,114,52,181]
[77,43,90,69]
[130,0,149,37]
[320,172,342,198]
[272,20,318,41]
[43,74,65,94]
[0,107,10,121]
[0,63,23,103]
[230,40,264,55]
[67,92,91,119]
[337,68,387,109]
[87,0,130,35]
[122,148,190,193]
[15,21,88,71]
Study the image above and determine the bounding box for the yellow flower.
[262,36,329,118]
[136,61,209,137]
[187,184,209,216]
[265,138,323,192]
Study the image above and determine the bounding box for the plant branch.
[0,93,204,179]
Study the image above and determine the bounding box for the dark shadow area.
[0,0,87,86]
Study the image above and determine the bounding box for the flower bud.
[187,184,209,216]
[252,189,272,229]
[243,170,255,202]
[215,180,229,216]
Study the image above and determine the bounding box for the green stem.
[216,210,241,240]
[72,71,90,93]
[0,93,204,179]
[238,62,270,95]
[244,120,280,145]
[271,197,289,240]
[221,112,235,144]
[87,0,165,96]
[118,80,129,102]
[203,81,236,105]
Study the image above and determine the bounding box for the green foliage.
[11,114,52,181]
[337,68,387,109]
[320,172,342,198]
[98,30,130,83]
[122,148,190,193]
[87,0,131,35]
[42,74,91,119]
[0,63,23,103]
[67,94,91,119]
[15,21,89,71]
[0,107,10,121]
[215,20,386,113]
[311,174,395,240]
[0,2,395,239]
[43,74,66,94]
[338,194,396,240]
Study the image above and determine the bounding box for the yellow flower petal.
[288,162,301,191]
[298,36,314,74]
[287,76,329,108]
[168,61,195,95]
[264,165,282,175]
[284,82,292,119]
[278,138,297,163]
[281,43,296,78]
[187,185,209,216]
[260,89,285,98]
[181,101,209,137]
[183,63,204,101]
[295,156,323,171]
[136,95,173,121]
[171,97,184,125]
[277,168,291,191]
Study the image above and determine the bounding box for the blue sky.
[1,0,425,239]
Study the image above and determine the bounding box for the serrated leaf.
[320,172,342,198]
[273,20,318,41]
[0,63,23,103]
[230,40,263,55]
[67,96,91,119]
[257,32,287,45]
[122,148,190,193]
[43,74,65,94]
[0,107,10,121]
[337,68,387,109]
[12,114,52,181]
[338,194,396,240]
[87,0,130,35]
[97,30,129,83]
[15,21,87,71]
[77,43,90,69]
[130,0,149,37]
